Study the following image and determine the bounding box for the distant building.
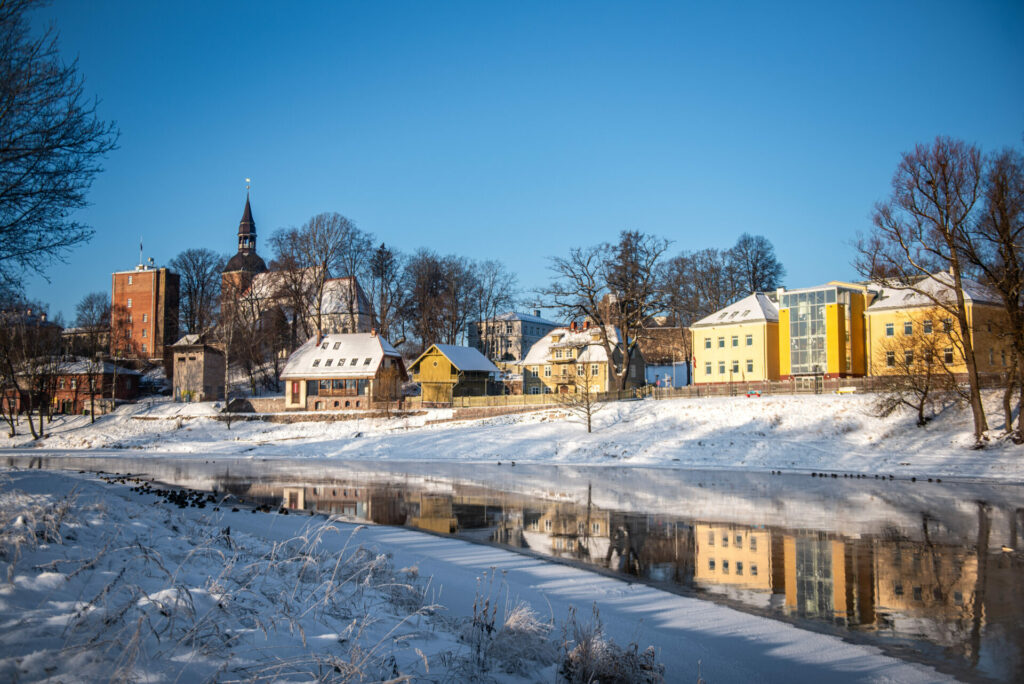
[170,334,225,402]
[468,310,560,362]
[61,326,109,357]
[408,344,500,404]
[691,293,779,384]
[110,264,179,364]
[637,324,691,387]
[5,358,139,415]
[520,322,645,394]
[279,332,407,410]
[247,272,375,337]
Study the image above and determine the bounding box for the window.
[722,560,729,574]
[749,536,757,551]
[745,334,753,346]
[718,361,725,375]
[894,583,903,596]
[736,562,743,575]
[885,322,893,337]
[544,386,552,393]
[904,350,913,365]
[127,275,133,285]
[324,359,333,367]
[127,314,132,323]
[576,364,584,376]
[565,348,574,358]
[529,386,539,394]
[70,379,77,390]
[143,313,148,323]
[591,364,599,376]
[735,534,742,547]
[555,349,562,359]
[704,337,711,349]
[544,366,551,377]
[363,358,372,365]
[746,359,753,373]
[337,358,346,366]
[350,358,358,366]
[722,535,729,547]
[321,342,329,350]
[704,362,712,375]
[989,349,995,365]
[127,298,132,308]
[592,522,601,534]
[312,359,321,367]
[943,318,953,333]
[561,365,568,376]
[708,559,716,571]
[333,342,341,350]
[718,337,725,348]
[923,319,932,334]
[944,347,954,364]
[731,335,738,347]
[913,586,923,601]
[58,378,65,389]
[544,519,552,531]
[1002,350,1007,366]
[731,360,739,373]
[750,564,758,576]
[886,351,895,367]
[141,328,147,338]
[903,321,912,335]
[707,532,715,545]
[141,343,147,353]
[126,329,131,338]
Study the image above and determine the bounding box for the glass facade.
[781,288,835,375]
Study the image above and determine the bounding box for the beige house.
[468,310,560,362]
[692,293,780,384]
[171,334,225,402]
[520,322,645,394]
[280,332,407,410]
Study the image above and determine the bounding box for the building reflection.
[210,472,1024,681]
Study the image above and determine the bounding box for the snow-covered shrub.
[560,604,665,684]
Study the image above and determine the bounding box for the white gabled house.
[280,332,407,410]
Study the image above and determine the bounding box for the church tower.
[221,194,268,297]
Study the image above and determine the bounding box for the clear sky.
[22,0,1024,323]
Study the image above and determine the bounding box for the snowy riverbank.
[3,392,1023,483]
[0,469,956,683]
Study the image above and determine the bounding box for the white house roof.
[17,358,140,376]
[691,293,778,328]
[866,272,1001,312]
[280,333,401,379]
[486,311,561,326]
[428,344,501,373]
[520,325,621,365]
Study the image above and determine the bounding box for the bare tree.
[728,233,786,294]
[74,291,109,422]
[856,136,988,442]
[169,248,224,335]
[367,243,407,346]
[873,309,961,427]
[403,249,448,351]
[0,0,118,290]
[543,231,670,390]
[439,255,479,346]
[958,147,1024,440]
[660,248,741,327]
[470,259,518,360]
[555,365,605,433]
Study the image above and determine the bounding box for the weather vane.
[246,177,251,191]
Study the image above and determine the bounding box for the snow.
[867,272,1001,311]
[422,344,500,373]
[521,325,620,365]
[3,392,1022,483]
[692,292,779,327]
[0,469,956,683]
[280,333,401,379]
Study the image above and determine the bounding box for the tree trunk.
[950,264,988,441]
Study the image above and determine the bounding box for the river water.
[6,453,1023,682]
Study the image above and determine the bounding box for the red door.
[291,381,300,404]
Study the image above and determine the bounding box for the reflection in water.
[6,454,1023,682]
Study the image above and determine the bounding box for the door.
[291,381,300,405]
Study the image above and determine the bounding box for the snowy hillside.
[2,392,1022,482]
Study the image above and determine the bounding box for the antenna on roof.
[139,237,143,268]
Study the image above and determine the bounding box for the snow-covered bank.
[2,392,1023,482]
[0,469,954,683]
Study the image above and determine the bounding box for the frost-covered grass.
[3,391,1023,482]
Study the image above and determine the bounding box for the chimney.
[570,321,577,331]
[371,328,377,337]
[583,320,590,330]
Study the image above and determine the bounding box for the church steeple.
[237,194,256,254]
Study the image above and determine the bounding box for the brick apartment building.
[110,263,180,364]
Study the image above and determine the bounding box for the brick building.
[110,264,179,364]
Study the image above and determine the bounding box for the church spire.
[237,194,256,253]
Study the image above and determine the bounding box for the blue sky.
[23,0,1024,322]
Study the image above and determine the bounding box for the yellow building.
[864,273,1010,377]
[409,344,501,404]
[694,523,775,590]
[776,282,876,380]
[519,323,645,394]
[691,293,780,384]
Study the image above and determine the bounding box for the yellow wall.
[692,321,779,383]
[694,524,773,590]
[411,346,458,403]
[826,303,842,375]
[850,294,868,375]
[778,309,791,377]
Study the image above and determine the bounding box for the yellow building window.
[731,335,738,347]
[591,364,599,376]
[745,334,753,346]
[704,337,711,349]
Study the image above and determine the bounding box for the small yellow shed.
[409,344,500,404]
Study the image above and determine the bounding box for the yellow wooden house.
[409,344,501,404]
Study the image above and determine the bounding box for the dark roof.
[223,251,267,274]
[238,195,256,236]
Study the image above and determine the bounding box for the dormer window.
[363,358,372,365]
[338,358,346,366]
[321,342,329,350]
[312,359,321,367]
[325,359,333,366]
[350,358,358,366]
[333,342,342,350]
